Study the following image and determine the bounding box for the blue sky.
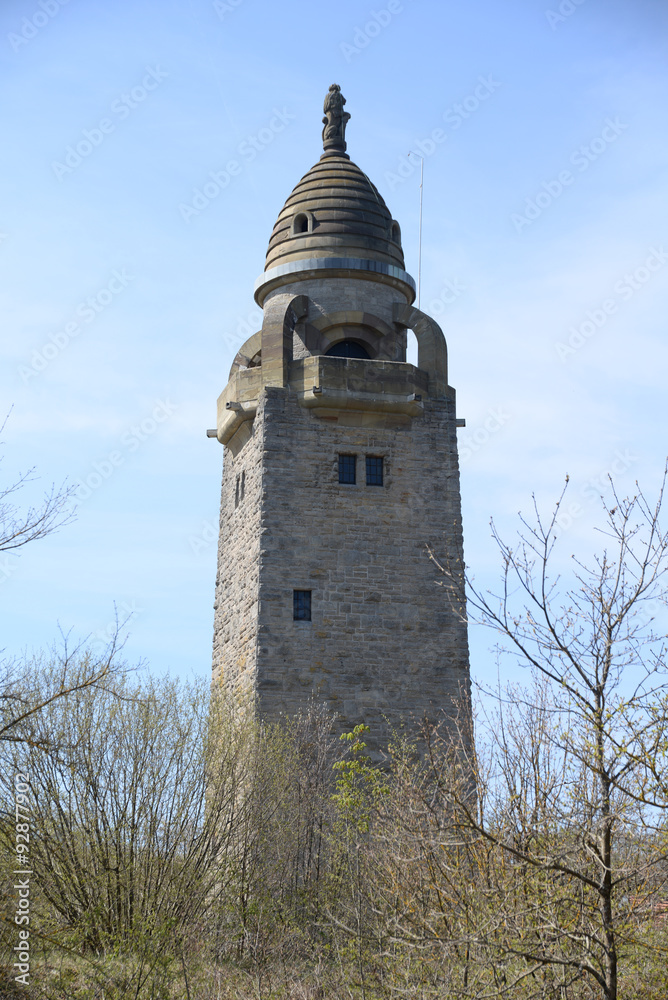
[1,0,667,685]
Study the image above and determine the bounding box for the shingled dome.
[264,152,405,272]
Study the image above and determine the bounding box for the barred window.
[338,454,357,484]
[293,590,311,621]
[366,456,384,486]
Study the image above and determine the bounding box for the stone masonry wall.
[211,410,264,709]
[253,377,470,755]
[264,276,409,328]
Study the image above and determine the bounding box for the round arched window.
[293,213,309,235]
[325,340,370,359]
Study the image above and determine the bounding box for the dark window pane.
[338,454,357,484]
[325,340,370,359]
[366,456,384,486]
[293,590,311,621]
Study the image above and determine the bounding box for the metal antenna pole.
[417,155,423,309]
[408,152,424,309]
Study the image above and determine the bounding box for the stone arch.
[392,303,448,398]
[304,310,396,360]
[228,330,262,381]
[291,210,315,236]
[260,293,309,387]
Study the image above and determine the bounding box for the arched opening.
[391,221,401,245]
[325,340,371,359]
[406,328,418,367]
[293,212,309,235]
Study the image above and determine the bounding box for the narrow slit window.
[235,475,240,508]
[240,470,245,500]
[338,454,357,484]
[293,590,311,621]
[366,456,384,486]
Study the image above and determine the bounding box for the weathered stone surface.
[211,95,470,758]
[212,361,470,756]
[265,154,404,273]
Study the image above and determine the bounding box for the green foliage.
[332,724,388,834]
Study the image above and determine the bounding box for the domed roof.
[254,85,415,307]
[265,152,405,272]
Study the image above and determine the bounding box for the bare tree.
[0,471,75,553]
[0,626,131,749]
[0,413,75,554]
[0,674,247,951]
[0,415,128,750]
[423,472,668,999]
[324,476,668,998]
[0,680,343,998]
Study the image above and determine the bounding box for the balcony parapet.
[215,356,434,445]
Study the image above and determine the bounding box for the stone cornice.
[254,257,416,306]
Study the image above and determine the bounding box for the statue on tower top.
[322,83,351,154]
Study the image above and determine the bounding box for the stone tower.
[211,86,470,753]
